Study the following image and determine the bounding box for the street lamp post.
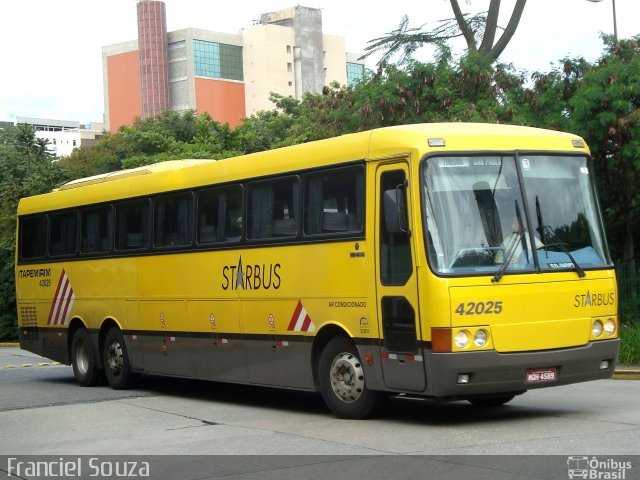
[586,0,618,42]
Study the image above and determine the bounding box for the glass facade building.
[346,62,364,86]
[193,40,244,81]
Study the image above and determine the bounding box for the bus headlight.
[604,318,616,336]
[474,329,488,347]
[454,330,470,349]
[592,320,603,337]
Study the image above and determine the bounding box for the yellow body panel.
[447,274,617,352]
[14,245,375,339]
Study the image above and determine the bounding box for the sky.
[0,0,638,125]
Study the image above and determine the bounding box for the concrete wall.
[194,78,245,128]
[323,34,347,87]
[290,6,325,95]
[103,45,142,132]
[242,24,296,115]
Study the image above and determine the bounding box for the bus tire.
[103,328,137,389]
[71,328,101,387]
[467,394,516,407]
[318,336,382,419]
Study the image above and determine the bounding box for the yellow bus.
[15,123,619,418]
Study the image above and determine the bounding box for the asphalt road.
[1,347,638,479]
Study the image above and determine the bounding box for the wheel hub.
[76,342,89,375]
[106,342,123,376]
[329,352,365,403]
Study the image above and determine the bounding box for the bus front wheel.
[318,336,382,419]
[71,328,101,387]
[103,328,137,389]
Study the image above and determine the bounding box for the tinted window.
[248,178,299,239]
[81,206,112,253]
[380,170,412,285]
[305,166,364,235]
[115,200,150,250]
[154,193,193,247]
[50,211,77,257]
[197,186,242,244]
[20,215,47,260]
[382,296,418,353]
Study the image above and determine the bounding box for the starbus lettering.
[222,256,282,291]
[574,291,615,308]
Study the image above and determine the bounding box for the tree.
[509,56,591,131]
[569,36,640,263]
[0,124,64,340]
[363,0,527,65]
[59,132,134,178]
[234,94,300,153]
[282,45,524,136]
[510,35,640,263]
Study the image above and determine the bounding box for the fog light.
[604,318,616,336]
[592,320,603,337]
[454,330,470,349]
[474,329,488,347]
[457,374,470,384]
[600,360,610,370]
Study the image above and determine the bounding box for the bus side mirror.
[383,184,410,235]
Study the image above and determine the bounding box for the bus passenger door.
[375,163,426,392]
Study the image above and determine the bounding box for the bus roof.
[56,160,216,191]
[18,123,588,216]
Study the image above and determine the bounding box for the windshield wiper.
[538,226,586,278]
[535,196,585,278]
[492,228,524,283]
[492,200,527,283]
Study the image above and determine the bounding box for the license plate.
[526,368,557,383]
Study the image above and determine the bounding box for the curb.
[2,362,61,369]
[0,343,19,347]
[612,369,640,380]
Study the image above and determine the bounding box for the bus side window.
[81,206,112,253]
[49,211,78,257]
[304,166,364,236]
[20,215,48,260]
[380,170,412,285]
[115,200,150,251]
[248,178,299,240]
[154,193,193,247]
[221,186,243,242]
[197,185,242,244]
[197,189,219,243]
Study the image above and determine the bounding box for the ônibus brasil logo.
[567,456,632,479]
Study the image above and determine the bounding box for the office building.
[103,2,365,132]
[13,117,104,158]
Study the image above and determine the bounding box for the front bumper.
[425,339,620,398]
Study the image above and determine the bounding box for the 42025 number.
[454,301,503,316]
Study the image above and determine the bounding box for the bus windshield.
[423,154,610,276]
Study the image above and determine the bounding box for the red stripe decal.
[58,284,74,326]
[54,281,71,325]
[301,314,312,332]
[47,270,66,325]
[288,300,303,331]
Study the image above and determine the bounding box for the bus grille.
[19,306,37,327]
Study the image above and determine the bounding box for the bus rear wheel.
[103,328,137,389]
[71,328,102,386]
[318,336,382,419]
